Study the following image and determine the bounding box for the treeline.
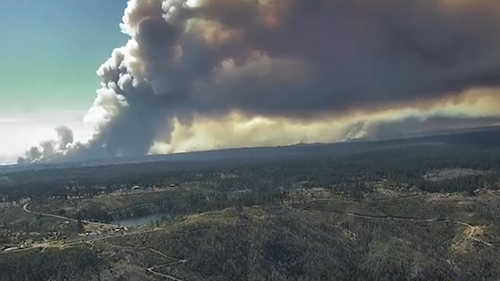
[2,141,500,201]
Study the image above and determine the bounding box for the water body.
[111,213,170,227]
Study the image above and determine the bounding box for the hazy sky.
[0,0,127,163]
[3,0,500,165]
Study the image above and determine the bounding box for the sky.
[0,0,128,163]
[2,0,500,165]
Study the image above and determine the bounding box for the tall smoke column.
[86,0,189,156]
[19,0,197,163]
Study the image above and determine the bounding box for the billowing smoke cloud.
[55,126,74,148]
[17,126,74,163]
[18,0,500,163]
[147,112,500,154]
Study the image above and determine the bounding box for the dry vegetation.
[424,168,489,182]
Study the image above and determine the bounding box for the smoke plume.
[18,0,500,163]
[343,114,500,141]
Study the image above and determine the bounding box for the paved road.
[23,202,76,222]
[23,202,118,228]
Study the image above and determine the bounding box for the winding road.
[6,198,494,280]
[21,199,497,250]
[293,203,495,248]
[103,243,187,280]
[17,202,193,280]
[22,202,118,228]
[147,260,186,281]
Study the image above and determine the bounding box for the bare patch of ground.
[427,193,464,202]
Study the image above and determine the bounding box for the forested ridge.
[2,144,500,197]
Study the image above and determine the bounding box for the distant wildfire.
[18,0,500,163]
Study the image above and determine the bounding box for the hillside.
[2,195,500,281]
[1,129,500,280]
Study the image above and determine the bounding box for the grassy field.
[29,186,212,222]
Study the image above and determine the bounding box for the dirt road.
[293,202,495,248]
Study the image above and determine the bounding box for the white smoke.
[18,0,196,164]
[17,126,75,163]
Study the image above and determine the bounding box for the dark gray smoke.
[18,0,500,163]
[189,0,500,119]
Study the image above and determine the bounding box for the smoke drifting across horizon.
[17,0,500,163]
[342,114,500,141]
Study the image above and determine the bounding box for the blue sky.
[0,0,128,112]
[0,0,128,162]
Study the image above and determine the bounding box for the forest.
[2,143,500,200]
[2,203,500,281]
[1,128,500,280]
